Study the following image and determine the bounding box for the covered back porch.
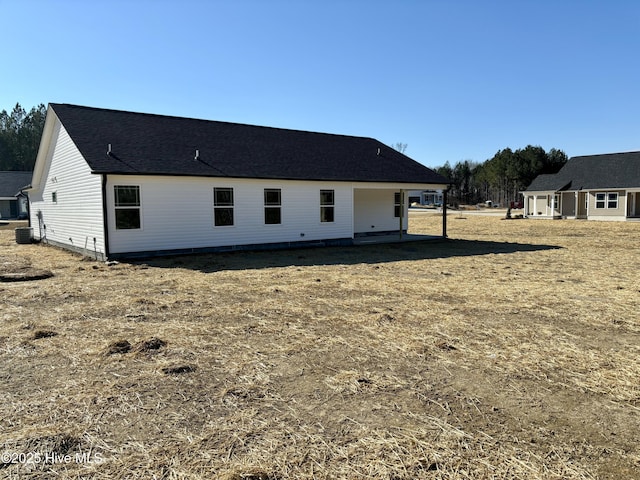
[352,183,448,241]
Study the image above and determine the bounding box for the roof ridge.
[50,103,379,143]
[571,150,640,159]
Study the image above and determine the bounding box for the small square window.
[265,208,281,224]
[115,209,141,229]
[264,189,281,206]
[214,188,234,206]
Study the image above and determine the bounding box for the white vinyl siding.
[28,119,105,257]
[106,176,354,254]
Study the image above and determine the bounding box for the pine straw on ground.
[0,214,639,479]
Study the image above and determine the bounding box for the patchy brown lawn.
[1,214,639,479]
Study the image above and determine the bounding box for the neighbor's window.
[52,191,57,204]
[394,192,402,217]
[320,189,334,223]
[264,188,281,225]
[607,192,618,209]
[114,185,141,229]
[214,187,234,226]
[553,194,560,211]
[595,193,606,209]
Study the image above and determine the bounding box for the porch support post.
[399,189,404,240]
[442,189,448,238]
[586,192,589,218]
[624,191,629,218]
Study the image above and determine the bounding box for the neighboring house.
[523,151,640,221]
[27,104,449,260]
[0,171,32,219]
[408,189,444,207]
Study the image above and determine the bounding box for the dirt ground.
[1,214,639,479]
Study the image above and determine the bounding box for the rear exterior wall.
[105,175,355,255]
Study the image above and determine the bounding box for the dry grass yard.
[1,213,639,479]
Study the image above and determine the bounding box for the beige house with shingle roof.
[523,151,640,221]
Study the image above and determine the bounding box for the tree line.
[434,146,568,207]
[0,103,47,171]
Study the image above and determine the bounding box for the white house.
[25,104,449,260]
[407,189,445,207]
[523,151,640,221]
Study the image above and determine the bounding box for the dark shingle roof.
[526,151,640,192]
[0,171,32,197]
[525,174,571,192]
[50,104,448,185]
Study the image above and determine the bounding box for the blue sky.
[2,0,639,168]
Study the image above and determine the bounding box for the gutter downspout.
[21,187,32,228]
[399,189,404,240]
[101,174,110,260]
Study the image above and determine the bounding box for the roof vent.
[194,149,200,161]
[107,143,112,155]
[377,147,381,156]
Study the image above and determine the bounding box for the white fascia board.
[352,182,448,190]
[29,105,60,191]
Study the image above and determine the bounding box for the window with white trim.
[214,187,234,226]
[394,192,402,217]
[114,185,141,229]
[595,192,618,209]
[264,188,281,224]
[52,191,57,204]
[320,190,334,223]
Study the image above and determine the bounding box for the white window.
[214,188,234,226]
[114,185,141,229]
[52,191,57,204]
[595,192,618,209]
[320,190,334,223]
[264,188,281,225]
[394,192,402,217]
